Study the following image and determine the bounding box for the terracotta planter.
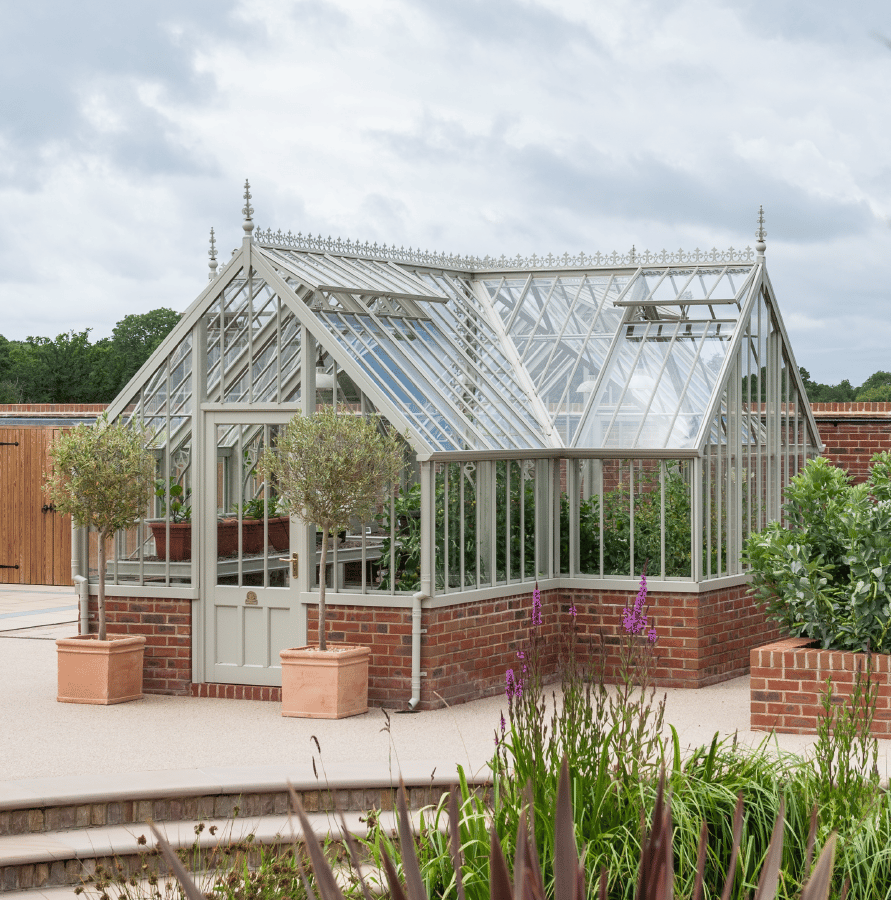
[148,520,191,561]
[280,644,370,719]
[218,517,290,555]
[267,516,290,552]
[56,634,147,705]
[750,637,891,737]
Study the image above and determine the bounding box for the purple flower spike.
[622,571,650,636]
[516,649,525,660]
[569,603,577,618]
[532,584,542,627]
[648,627,658,644]
[500,712,506,733]
[506,668,515,699]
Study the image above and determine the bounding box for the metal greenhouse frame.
[74,188,821,699]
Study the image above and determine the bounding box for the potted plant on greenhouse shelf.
[259,403,403,719]
[45,414,156,705]
[217,494,290,556]
[147,477,192,561]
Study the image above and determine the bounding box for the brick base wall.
[93,580,777,706]
[567,582,781,689]
[750,637,891,736]
[87,596,191,695]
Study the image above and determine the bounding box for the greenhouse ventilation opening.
[76,188,821,706]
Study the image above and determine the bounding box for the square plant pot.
[280,644,370,719]
[56,634,147,705]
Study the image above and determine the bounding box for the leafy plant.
[45,413,155,640]
[233,494,282,520]
[744,453,891,652]
[258,404,403,650]
[811,655,880,831]
[155,476,191,523]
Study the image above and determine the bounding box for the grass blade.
[147,822,206,900]
[395,780,427,900]
[555,755,578,900]
[719,793,744,900]
[800,832,837,900]
[753,796,785,900]
[447,789,467,900]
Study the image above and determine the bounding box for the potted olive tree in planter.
[259,404,403,718]
[46,414,156,704]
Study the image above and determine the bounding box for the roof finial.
[208,227,218,280]
[242,179,254,236]
[755,205,766,259]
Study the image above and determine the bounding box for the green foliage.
[0,307,180,403]
[155,477,191,523]
[378,461,536,592]
[258,405,403,649]
[45,413,155,639]
[743,453,891,652]
[812,660,880,832]
[234,494,282,520]
[855,371,891,402]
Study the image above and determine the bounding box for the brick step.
[0,763,485,895]
[0,809,416,895]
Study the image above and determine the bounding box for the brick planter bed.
[750,637,891,737]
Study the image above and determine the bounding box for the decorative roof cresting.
[252,228,755,272]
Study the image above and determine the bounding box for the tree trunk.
[318,525,328,651]
[97,529,107,641]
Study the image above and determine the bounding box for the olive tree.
[45,414,156,640]
[259,405,404,651]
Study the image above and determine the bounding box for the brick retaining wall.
[90,580,777,706]
[750,637,891,736]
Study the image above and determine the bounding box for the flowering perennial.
[622,571,658,644]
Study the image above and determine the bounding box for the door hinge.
[0,564,20,569]
[0,442,19,447]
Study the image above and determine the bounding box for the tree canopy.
[0,308,180,404]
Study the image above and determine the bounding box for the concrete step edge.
[0,809,422,870]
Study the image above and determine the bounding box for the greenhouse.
[78,188,822,706]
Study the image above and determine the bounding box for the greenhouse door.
[203,412,299,687]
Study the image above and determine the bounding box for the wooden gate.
[0,427,73,585]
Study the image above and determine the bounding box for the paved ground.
[3,583,891,789]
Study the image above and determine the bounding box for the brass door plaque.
[245,591,258,605]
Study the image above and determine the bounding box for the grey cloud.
[0,1,257,183]
[515,142,874,243]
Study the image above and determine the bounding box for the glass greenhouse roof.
[113,223,818,460]
[256,239,766,454]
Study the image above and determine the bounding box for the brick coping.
[0,760,487,813]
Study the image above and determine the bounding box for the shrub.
[743,452,891,653]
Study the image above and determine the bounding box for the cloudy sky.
[2,0,889,384]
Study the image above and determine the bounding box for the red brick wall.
[91,582,778,705]
[750,637,891,736]
[87,596,191,695]
[811,403,891,482]
[567,582,781,689]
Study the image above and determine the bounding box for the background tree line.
[799,367,891,402]
[0,307,888,406]
[0,308,180,404]
[740,366,891,404]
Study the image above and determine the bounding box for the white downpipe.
[74,575,89,635]
[407,591,427,711]
[71,521,89,635]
